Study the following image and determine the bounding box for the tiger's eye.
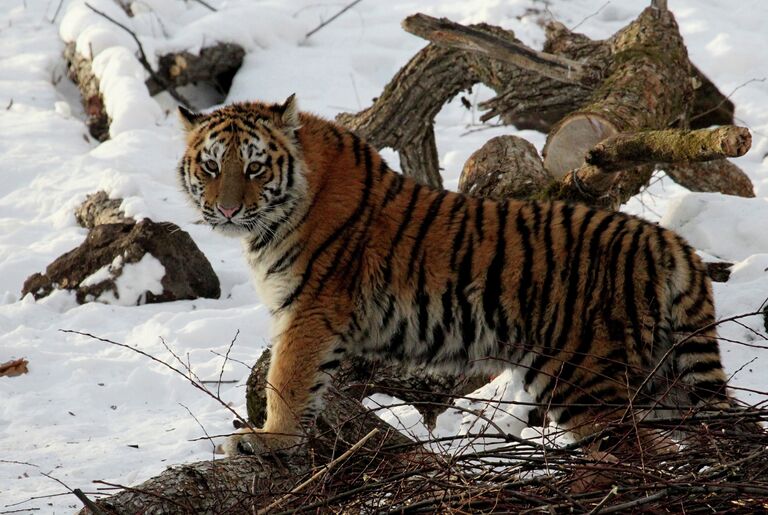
[203,159,218,175]
[248,162,263,176]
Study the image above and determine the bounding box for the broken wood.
[663,159,755,198]
[0,358,29,378]
[145,43,245,97]
[586,127,751,172]
[74,191,134,229]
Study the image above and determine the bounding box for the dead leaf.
[0,358,29,377]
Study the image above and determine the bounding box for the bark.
[459,135,552,200]
[64,43,109,142]
[74,191,134,229]
[663,159,755,198]
[543,6,694,179]
[401,13,600,88]
[80,350,420,514]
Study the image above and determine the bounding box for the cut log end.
[543,114,618,179]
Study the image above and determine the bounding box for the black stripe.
[319,360,340,371]
[483,203,507,332]
[383,184,423,283]
[278,152,375,310]
[679,359,723,377]
[531,201,542,235]
[456,237,476,348]
[623,228,644,353]
[381,172,405,209]
[266,242,304,275]
[362,143,373,178]
[533,205,555,342]
[327,125,345,153]
[441,280,454,331]
[387,319,408,360]
[474,199,485,241]
[351,133,362,166]
[449,208,469,271]
[417,257,430,342]
[676,338,720,356]
[407,190,447,278]
[286,153,295,189]
[516,206,534,340]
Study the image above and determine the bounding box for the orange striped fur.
[177,96,730,456]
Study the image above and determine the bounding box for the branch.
[586,126,752,172]
[304,0,363,40]
[84,3,193,109]
[402,13,599,87]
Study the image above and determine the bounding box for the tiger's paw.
[220,428,297,459]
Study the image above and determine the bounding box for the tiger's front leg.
[223,315,344,456]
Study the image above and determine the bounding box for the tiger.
[176,95,732,457]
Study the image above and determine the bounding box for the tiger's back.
[176,96,729,454]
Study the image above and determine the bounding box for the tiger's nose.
[217,203,242,219]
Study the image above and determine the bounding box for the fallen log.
[144,43,245,96]
[64,42,109,142]
[491,20,735,133]
[64,40,244,141]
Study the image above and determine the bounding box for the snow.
[80,253,165,305]
[1,0,768,512]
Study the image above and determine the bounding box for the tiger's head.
[176,95,306,239]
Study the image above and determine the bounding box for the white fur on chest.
[241,238,298,315]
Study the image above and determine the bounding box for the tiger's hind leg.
[223,314,346,456]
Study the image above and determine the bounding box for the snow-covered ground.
[1,0,767,512]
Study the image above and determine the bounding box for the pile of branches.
[250,411,768,514]
[71,339,768,514]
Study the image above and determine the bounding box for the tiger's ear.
[178,105,203,131]
[278,93,300,133]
